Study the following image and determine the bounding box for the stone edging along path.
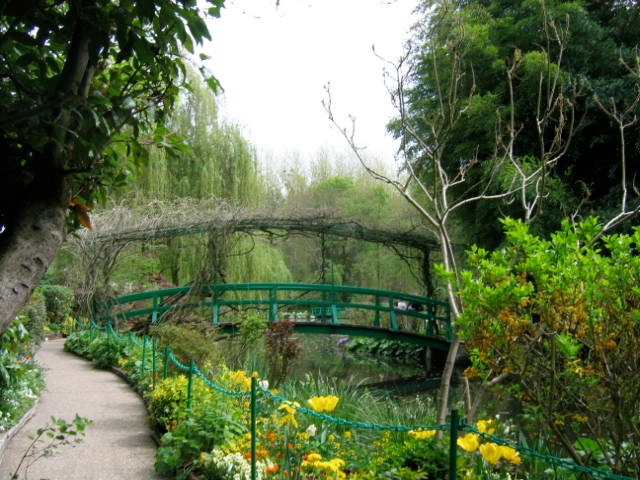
[0,402,38,465]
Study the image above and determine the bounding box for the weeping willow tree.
[60,70,291,306]
[132,70,289,288]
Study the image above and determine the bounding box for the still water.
[290,335,441,395]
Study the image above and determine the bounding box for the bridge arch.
[109,283,452,351]
[85,206,440,295]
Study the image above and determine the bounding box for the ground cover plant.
[0,319,43,435]
[63,326,625,480]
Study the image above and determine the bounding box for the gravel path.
[0,338,161,480]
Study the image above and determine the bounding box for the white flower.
[306,424,317,437]
[259,379,269,390]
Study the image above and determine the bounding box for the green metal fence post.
[212,286,220,324]
[251,376,257,480]
[389,297,398,331]
[187,360,194,412]
[152,336,157,389]
[269,287,278,322]
[449,409,459,480]
[152,295,158,318]
[163,346,170,379]
[140,336,147,378]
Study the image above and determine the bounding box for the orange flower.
[266,462,280,474]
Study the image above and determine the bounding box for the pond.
[289,335,447,396]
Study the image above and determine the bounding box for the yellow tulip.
[308,395,340,413]
[479,442,502,464]
[457,433,480,452]
[499,445,521,465]
[476,419,496,434]
[277,401,300,427]
[408,429,437,440]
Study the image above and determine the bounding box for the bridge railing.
[108,282,452,340]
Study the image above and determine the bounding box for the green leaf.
[555,332,581,359]
[183,10,211,43]
[204,74,222,93]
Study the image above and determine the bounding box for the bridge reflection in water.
[109,283,452,352]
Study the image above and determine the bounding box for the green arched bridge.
[107,283,452,351]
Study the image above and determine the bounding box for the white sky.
[203,0,417,168]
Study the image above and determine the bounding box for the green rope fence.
[83,323,638,480]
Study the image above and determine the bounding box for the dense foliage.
[454,218,640,476]
[0,0,223,218]
[393,0,640,247]
[65,327,538,480]
[0,320,43,434]
[0,0,225,334]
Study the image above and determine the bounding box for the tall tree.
[122,69,264,287]
[326,0,640,424]
[0,0,223,333]
[394,0,640,247]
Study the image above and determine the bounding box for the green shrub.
[40,285,74,325]
[0,319,43,433]
[87,334,125,369]
[64,330,93,357]
[238,313,267,344]
[19,289,47,343]
[155,405,246,478]
[151,324,222,367]
[148,376,189,432]
[0,320,30,390]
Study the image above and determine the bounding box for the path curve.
[0,338,160,480]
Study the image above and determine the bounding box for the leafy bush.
[64,330,93,357]
[19,289,47,343]
[151,324,222,367]
[0,320,30,390]
[238,313,268,343]
[0,320,43,433]
[454,218,640,476]
[155,405,247,478]
[87,334,126,369]
[116,341,151,390]
[40,285,74,325]
[148,376,189,432]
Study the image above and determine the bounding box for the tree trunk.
[436,336,461,424]
[0,187,68,333]
[0,5,93,334]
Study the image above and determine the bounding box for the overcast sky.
[203,0,417,167]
